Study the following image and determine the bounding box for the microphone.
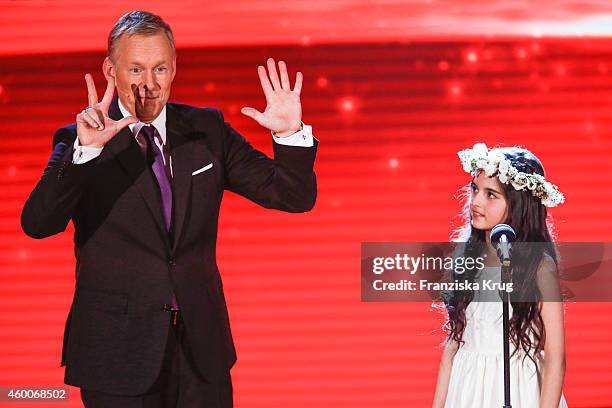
[491,224,517,264]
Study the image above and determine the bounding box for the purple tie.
[138,125,173,230]
[137,125,179,310]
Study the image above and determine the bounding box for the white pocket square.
[192,163,213,176]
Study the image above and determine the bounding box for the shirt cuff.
[272,122,314,147]
[72,136,103,164]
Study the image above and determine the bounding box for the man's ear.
[103,57,115,81]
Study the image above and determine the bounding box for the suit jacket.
[21,97,317,395]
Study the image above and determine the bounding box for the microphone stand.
[501,257,512,408]
[491,224,516,408]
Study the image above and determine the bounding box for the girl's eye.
[471,184,477,192]
[487,192,496,199]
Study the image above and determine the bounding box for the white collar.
[118,98,167,145]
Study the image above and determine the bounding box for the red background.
[1,2,612,407]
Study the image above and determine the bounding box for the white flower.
[526,177,538,191]
[488,150,503,164]
[511,173,529,190]
[472,143,489,158]
[540,183,565,207]
[556,191,566,205]
[498,159,510,176]
[458,150,473,173]
[535,182,547,196]
[484,160,497,176]
[498,172,509,183]
[541,196,554,207]
[476,158,487,170]
[542,192,562,207]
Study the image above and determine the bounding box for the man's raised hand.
[241,58,303,138]
[76,74,138,148]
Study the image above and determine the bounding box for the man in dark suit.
[21,10,317,408]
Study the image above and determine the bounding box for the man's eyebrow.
[127,61,169,66]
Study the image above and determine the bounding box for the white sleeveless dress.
[445,266,569,407]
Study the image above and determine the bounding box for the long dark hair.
[444,146,559,375]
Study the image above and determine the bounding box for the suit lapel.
[166,103,196,253]
[106,98,171,251]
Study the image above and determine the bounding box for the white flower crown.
[457,143,565,208]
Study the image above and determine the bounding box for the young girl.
[432,143,568,408]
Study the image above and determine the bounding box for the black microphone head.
[491,223,517,244]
